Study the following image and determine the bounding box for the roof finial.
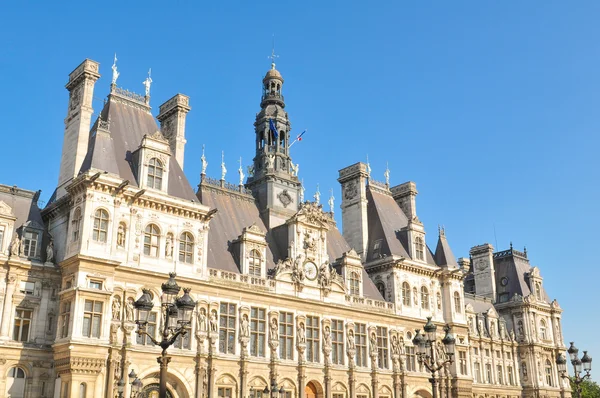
[269,34,279,70]
[510,241,513,250]
[111,53,119,87]
[328,188,335,214]
[314,184,321,204]
[384,161,390,187]
[366,154,372,179]
[221,151,227,181]
[300,179,305,203]
[201,144,208,175]
[143,68,152,98]
[238,157,245,186]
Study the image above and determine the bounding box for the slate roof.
[79,93,197,202]
[434,233,459,268]
[493,251,551,303]
[464,294,495,314]
[0,185,44,232]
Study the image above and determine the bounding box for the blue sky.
[2,1,599,375]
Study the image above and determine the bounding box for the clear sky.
[2,1,599,376]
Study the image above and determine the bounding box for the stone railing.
[345,295,395,312]
[114,86,146,103]
[201,177,253,195]
[208,269,275,288]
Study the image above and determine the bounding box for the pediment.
[289,201,330,229]
[486,306,499,318]
[0,201,14,217]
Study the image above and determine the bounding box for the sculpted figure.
[125,298,134,322]
[391,335,402,356]
[297,322,306,344]
[269,318,278,341]
[9,235,20,257]
[197,308,207,332]
[347,329,355,351]
[46,239,54,263]
[369,332,378,356]
[209,310,218,332]
[165,234,173,258]
[117,224,126,247]
[112,296,121,320]
[240,314,250,338]
[323,326,332,349]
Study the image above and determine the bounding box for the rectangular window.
[88,280,103,290]
[13,309,32,342]
[459,351,468,375]
[218,387,232,398]
[506,351,512,360]
[60,301,71,338]
[331,320,344,365]
[405,346,416,372]
[377,326,389,369]
[250,307,266,357]
[474,362,482,383]
[279,312,294,360]
[137,312,157,346]
[486,363,492,383]
[485,348,490,357]
[497,365,504,384]
[473,347,479,355]
[496,350,501,358]
[219,303,236,354]
[23,230,39,258]
[19,281,35,295]
[355,323,367,367]
[333,394,345,398]
[508,366,514,385]
[306,315,320,363]
[82,300,103,338]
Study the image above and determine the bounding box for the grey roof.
[465,294,495,314]
[79,94,197,202]
[494,251,551,303]
[0,185,44,233]
[434,233,458,268]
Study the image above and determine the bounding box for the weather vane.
[269,34,279,68]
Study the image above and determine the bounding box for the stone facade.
[0,58,570,398]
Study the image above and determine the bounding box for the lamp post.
[117,378,125,398]
[129,369,144,398]
[249,380,286,398]
[556,342,593,398]
[412,317,456,398]
[134,272,196,398]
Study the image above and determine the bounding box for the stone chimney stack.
[56,59,100,199]
[470,243,496,300]
[338,162,369,261]
[157,94,191,169]
[391,182,418,220]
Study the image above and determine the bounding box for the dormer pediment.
[288,201,330,230]
[0,201,15,219]
[486,306,499,318]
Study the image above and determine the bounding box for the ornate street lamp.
[117,378,125,398]
[249,380,286,398]
[134,273,195,398]
[129,369,144,398]
[412,318,456,398]
[557,342,593,398]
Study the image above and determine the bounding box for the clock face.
[304,262,318,280]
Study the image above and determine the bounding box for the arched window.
[540,319,547,340]
[454,291,462,313]
[402,282,411,306]
[79,383,87,398]
[545,360,553,386]
[535,282,542,301]
[415,237,425,260]
[6,367,26,398]
[143,224,160,257]
[349,272,360,295]
[71,207,82,242]
[179,232,194,264]
[147,158,164,190]
[92,209,109,242]
[248,249,262,277]
[420,286,429,310]
[376,282,386,298]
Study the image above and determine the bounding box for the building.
[0,57,569,398]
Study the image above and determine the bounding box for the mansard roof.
[493,249,551,303]
[434,231,459,268]
[0,184,44,232]
[78,93,197,202]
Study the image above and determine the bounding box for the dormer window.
[144,224,160,257]
[540,319,547,340]
[415,237,425,261]
[147,158,164,190]
[71,207,82,242]
[248,249,262,277]
[454,291,462,313]
[179,232,194,264]
[349,272,360,295]
[372,239,383,259]
[22,230,39,258]
[92,209,109,243]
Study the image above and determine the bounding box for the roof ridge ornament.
[328,188,335,214]
[142,68,152,104]
[111,53,119,87]
[221,151,227,181]
[384,161,390,187]
[238,157,245,186]
[201,144,208,176]
[366,154,372,179]
[314,184,321,205]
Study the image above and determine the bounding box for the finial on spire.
[201,145,208,175]
[238,157,245,186]
[328,188,335,214]
[384,161,390,187]
[221,151,227,180]
[111,53,119,86]
[438,225,445,237]
[269,34,279,69]
[143,68,152,98]
[510,241,513,250]
[366,154,372,178]
[314,184,321,204]
[300,179,305,203]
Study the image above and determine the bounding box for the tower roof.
[263,63,283,82]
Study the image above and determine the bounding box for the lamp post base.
[158,352,172,398]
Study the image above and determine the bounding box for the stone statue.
[300,181,305,203]
[238,157,245,186]
[110,323,119,344]
[391,335,402,356]
[125,298,134,322]
[290,162,299,177]
[117,224,125,247]
[435,341,447,364]
[221,151,227,180]
[384,163,390,186]
[112,296,121,320]
[269,318,278,342]
[328,190,334,214]
[165,234,173,258]
[509,329,516,341]
[517,320,524,337]
[46,239,54,263]
[319,262,331,289]
[209,310,218,332]
[323,326,332,349]
[247,164,254,177]
[314,185,321,204]
[297,322,306,344]
[240,314,250,338]
[197,308,207,332]
[436,293,442,310]
[477,319,484,336]
[265,154,274,169]
[142,69,152,97]
[369,332,378,356]
[201,145,208,175]
[347,329,356,351]
[9,235,20,257]
[111,53,119,85]
[366,155,372,178]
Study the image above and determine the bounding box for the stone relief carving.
[344,181,358,200]
[278,190,292,208]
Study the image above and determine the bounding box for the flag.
[269,119,279,140]
[289,130,307,148]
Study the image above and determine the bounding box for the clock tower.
[246,60,302,229]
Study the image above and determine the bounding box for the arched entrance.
[305,381,323,398]
[413,389,432,398]
[141,383,174,398]
[6,367,26,398]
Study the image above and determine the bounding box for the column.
[0,275,16,339]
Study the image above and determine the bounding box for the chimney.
[338,162,369,261]
[469,244,496,300]
[157,94,191,169]
[56,59,100,199]
[391,182,418,220]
